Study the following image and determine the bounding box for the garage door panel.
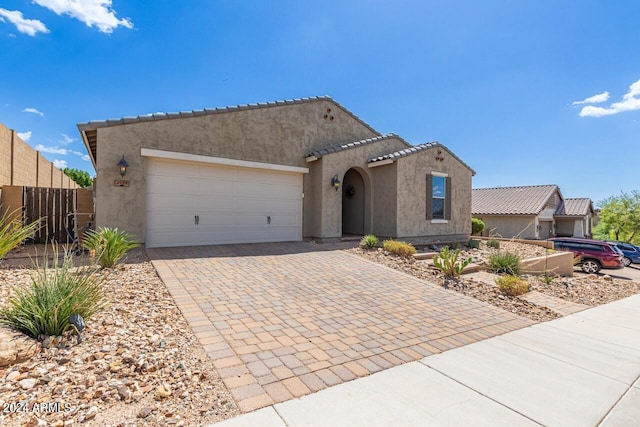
[146,195,193,212]
[146,158,302,248]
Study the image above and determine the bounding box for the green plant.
[383,240,417,258]
[471,218,485,235]
[487,239,500,249]
[468,239,480,249]
[0,208,41,260]
[433,247,472,278]
[63,168,93,188]
[0,251,107,338]
[496,275,529,296]
[360,234,379,249]
[488,251,521,275]
[540,272,556,285]
[83,227,139,268]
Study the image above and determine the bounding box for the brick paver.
[148,242,532,412]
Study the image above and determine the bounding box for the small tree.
[594,191,640,244]
[471,218,485,235]
[63,168,93,188]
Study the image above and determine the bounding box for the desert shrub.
[487,239,500,249]
[0,251,107,338]
[383,240,417,258]
[488,251,521,275]
[0,208,41,260]
[360,234,379,249]
[433,247,472,278]
[468,239,480,249]
[496,275,529,296]
[448,241,462,250]
[471,218,485,235]
[84,227,139,268]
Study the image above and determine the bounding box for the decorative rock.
[18,378,37,390]
[137,407,152,418]
[154,383,172,400]
[85,406,98,420]
[0,326,40,367]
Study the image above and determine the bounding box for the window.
[432,176,445,219]
[426,173,451,221]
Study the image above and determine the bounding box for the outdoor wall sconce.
[331,174,341,191]
[117,155,129,177]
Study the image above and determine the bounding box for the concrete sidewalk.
[211,294,640,427]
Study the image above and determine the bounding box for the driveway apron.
[147,242,532,412]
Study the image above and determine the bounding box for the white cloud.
[53,159,68,169]
[17,131,32,141]
[572,91,610,105]
[35,144,68,155]
[0,8,49,36]
[23,107,45,116]
[71,150,90,161]
[59,133,75,145]
[579,79,640,117]
[34,0,133,33]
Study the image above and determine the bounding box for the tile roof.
[78,96,381,168]
[555,198,593,217]
[472,185,559,215]
[77,95,379,134]
[368,142,476,175]
[305,134,409,158]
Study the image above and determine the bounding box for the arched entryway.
[342,168,365,236]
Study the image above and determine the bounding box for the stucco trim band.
[367,159,394,168]
[140,148,310,174]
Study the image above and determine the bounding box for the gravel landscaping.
[0,248,238,426]
[349,239,640,321]
[1,239,639,426]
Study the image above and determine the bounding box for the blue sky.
[1,1,639,204]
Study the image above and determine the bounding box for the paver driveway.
[147,242,533,412]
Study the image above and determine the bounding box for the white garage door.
[146,157,303,248]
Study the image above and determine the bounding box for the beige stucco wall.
[477,215,537,239]
[0,124,11,186]
[521,251,574,276]
[12,136,38,187]
[395,149,473,240]
[95,100,379,241]
[317,137,406,239]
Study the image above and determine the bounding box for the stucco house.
[472,185,594,239]
[78,96,475,248]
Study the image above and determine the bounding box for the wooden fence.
[1,186,93,244]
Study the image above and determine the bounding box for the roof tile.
[472,185,559,215]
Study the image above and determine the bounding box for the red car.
[549,238,624,274]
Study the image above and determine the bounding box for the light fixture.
[331,174,341,191]
[68,314,85,343]
[117,155,129,177]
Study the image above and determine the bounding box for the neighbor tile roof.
[305,134,410,158]
[555,198,593,217]
[472,185,559,215]
[368,142,476,175]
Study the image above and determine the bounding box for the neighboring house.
[472,185,594,239]
[78,96,475,248]
[554,198,595,238]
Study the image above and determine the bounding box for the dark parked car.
[606,241,640,267]
[550,238,624,273]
